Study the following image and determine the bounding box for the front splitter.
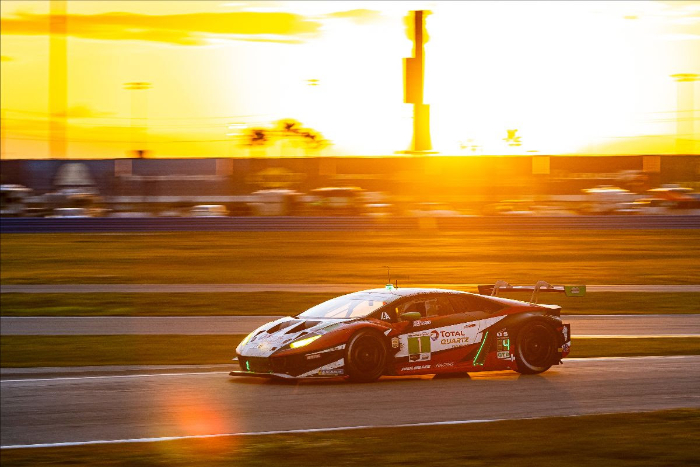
[229,371,341,380]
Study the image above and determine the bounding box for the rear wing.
[478,280,586,304]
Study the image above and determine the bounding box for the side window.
[449,294,504,313]
[425,296,455,316]
[396,299,427,318]
[396,295,455,318]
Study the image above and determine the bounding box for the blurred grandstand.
[1,155,698,217]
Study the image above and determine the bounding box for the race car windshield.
[298,294,396,319]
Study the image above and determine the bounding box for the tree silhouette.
[243,119,329,155]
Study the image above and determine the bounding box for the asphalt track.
[2,356,699,448]
[2,314,699,336]
[3,284,700,293]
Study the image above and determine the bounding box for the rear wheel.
[514,321,558,374]
[345,330,387,383]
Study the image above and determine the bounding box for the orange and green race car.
[231,281,584,382]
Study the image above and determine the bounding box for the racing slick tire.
[345,330,388,383]
[514,321,559,375]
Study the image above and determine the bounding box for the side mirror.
[400,312,422,322]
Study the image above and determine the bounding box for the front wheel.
[514,321,558,375]
[345,330,387,383]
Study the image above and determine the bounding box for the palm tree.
[242,119,329,156]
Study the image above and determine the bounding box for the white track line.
[564,355,697,361]
[2,355,697,384]
[1,408,676,450]
[0,371,230,384]
[2,419,499,449]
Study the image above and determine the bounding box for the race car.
[230,281,584,382]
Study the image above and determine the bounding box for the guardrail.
[1,215,699,233]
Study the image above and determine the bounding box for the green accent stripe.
[473,331,489,366]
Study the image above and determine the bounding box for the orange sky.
[1,0,699,159]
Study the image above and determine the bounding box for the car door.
[389,294,467,372]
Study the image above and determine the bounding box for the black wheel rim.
[351,335,383,373]
[520,325,554,367]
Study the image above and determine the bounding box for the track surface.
[3,284,699,293]
[2,314,699,336]
[2,356,699,448]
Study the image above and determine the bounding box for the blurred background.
[2,3,700,461]
[1,0,699,218]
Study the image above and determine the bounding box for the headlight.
[290,335,321,349]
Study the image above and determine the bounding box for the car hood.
[238,316,350,358]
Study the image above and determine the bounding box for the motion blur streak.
[0,372,230,385]
[1,418,500,450]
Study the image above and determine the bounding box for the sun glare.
[424,1,686,155]
[0,0,698,158]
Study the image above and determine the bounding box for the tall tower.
[671,74,699,155]
[403,10,433,153]
[49,0,68,159]
[124,82,152,158]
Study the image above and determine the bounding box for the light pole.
[50,0,68,159]
[402,10,434,154]
[1,109,6,160]
[124,82,151,158]
[671,74,698,155]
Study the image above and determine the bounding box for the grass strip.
[2,230,699,285]
[2,409,699,466]
[0,292,338,317]
[1,336,699,368]
[2,292,697,317]
[0,335,246,368]
[569,337,700,358]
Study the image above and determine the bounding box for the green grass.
[2,292,697,317]
[2,409,698,466]
[2,230,699,285]
[0,292,338,317]
[569,337,700,358]
[1,336,699,368]
[0,335,246,368]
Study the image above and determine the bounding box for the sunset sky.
[1,0,699,159]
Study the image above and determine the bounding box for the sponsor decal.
[435,329,470,346]
[430,330,439,341]
[497,351,510,359]
[407,335,431,362]
[413,319,431,327]
[496,331,511,355]
[313,344,345,355]
[381,311,392,321]
[440,330,467,338]
[441,337,470,345]
[306,354,321,360]
[562,325,569,342]
[562,342,571,353]
[391,337,400,349]
[434,362,454,369]
[318,369,344,376]
[409,353,430,362]
[464,323,476,328]
[401,364,431,371]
